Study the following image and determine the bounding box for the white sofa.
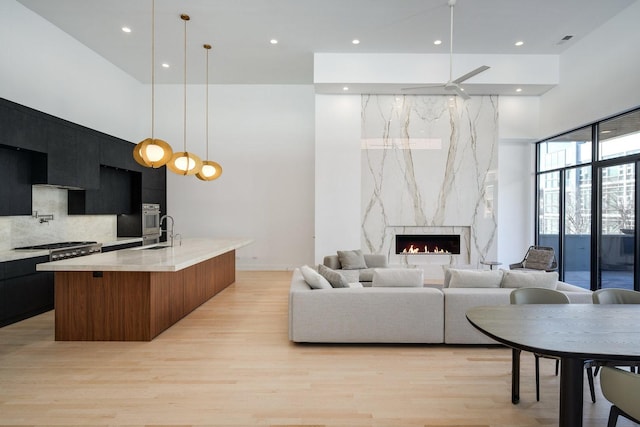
[288,267,592,345]
[288,268,444,343]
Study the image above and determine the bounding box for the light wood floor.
[0,271,635,427]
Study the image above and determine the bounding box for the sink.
[141,245,170,250]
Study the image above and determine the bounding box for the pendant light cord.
[182,14,188,153]
[151,0,155,141]
[205,45,210,159]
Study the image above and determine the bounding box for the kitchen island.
[37,238,252,341]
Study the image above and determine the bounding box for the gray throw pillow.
[318,264,350,288]
[337,249,367,270]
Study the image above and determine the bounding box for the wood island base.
[54,250,235,341]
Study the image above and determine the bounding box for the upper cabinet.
[68,166,139,215]
[0,100,47,153]
[0,98,166,221]
[32,121,100,190]
[0,145,38,216]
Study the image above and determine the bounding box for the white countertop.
[36,238,252,272]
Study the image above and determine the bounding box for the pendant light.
[133,0,173,168]
[196,44,223,181]
[167,14,203,176]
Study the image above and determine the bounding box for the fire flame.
[401,244,450,254]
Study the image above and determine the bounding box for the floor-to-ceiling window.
[536,108,640,290]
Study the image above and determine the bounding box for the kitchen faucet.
[159,215,179,247]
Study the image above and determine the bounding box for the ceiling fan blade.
[452,65,490,84]
[401,84,444,91]
[445,83,470,100]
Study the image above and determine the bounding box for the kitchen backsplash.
[0,186,117,251]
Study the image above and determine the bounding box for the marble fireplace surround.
[360,95,498,280]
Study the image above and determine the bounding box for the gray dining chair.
[589,289,640,377]
[600,367,640,427]
[593,288,640,304]
[509,288,597,403]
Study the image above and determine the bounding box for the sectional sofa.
[288,266,592,344]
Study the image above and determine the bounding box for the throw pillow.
[501,270,558,289]
[372,268,424,287]
[337,249,367,270]
[448,269,504,288]
[318,264,349,288]
[300,265,331,289]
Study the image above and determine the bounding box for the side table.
[480,260,502,270]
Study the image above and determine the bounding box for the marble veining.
[361,95,498,279]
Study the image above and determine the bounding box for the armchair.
[509,246,558,272]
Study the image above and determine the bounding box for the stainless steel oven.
[142,203,161,239]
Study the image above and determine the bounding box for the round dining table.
[466,304,640,427]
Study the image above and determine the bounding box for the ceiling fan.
[403,0,489,100]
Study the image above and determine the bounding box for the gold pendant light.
[134,0,173,168]
[196,44,223,181]
[168,14,203,176]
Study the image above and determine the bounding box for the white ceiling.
[16,0,637,90]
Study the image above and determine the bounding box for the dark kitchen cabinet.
[100,134,139,171]
[0,145,38,216]
[0,256,54,328]
[68,166,139,215]
[32,122,100,190]
[0,99,48,153]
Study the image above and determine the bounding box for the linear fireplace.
[396,234,461,255]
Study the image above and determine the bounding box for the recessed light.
[434,40,442,45]
[270,39,278,45]
[601,130,612,134]
[516,88,522,92]
[122,27,132,33]
[343,86,349,91]
[515,41,524,46]
[352,39,360,45]
[161,63,170,68]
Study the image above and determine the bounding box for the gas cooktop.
[14,241,98,250]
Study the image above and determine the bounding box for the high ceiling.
[16,0,637,87]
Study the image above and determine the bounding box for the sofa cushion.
[337,249,367,269]
[300,265,332,289]
[317,264,349,288]
[501,270,558,289]
[448,269,503,288]
[372,268,424,287]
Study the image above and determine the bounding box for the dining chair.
[600,367,640,427]
[593,288,640,304]
[589,289,640,377]
[509,288,597,403]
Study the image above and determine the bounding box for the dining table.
[466,304,640,427]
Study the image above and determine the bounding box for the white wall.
[497,97,539,262]
[539,0,640,138]
[0,0,145,141]
[163,85,316,270]
[314,95,362,264]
